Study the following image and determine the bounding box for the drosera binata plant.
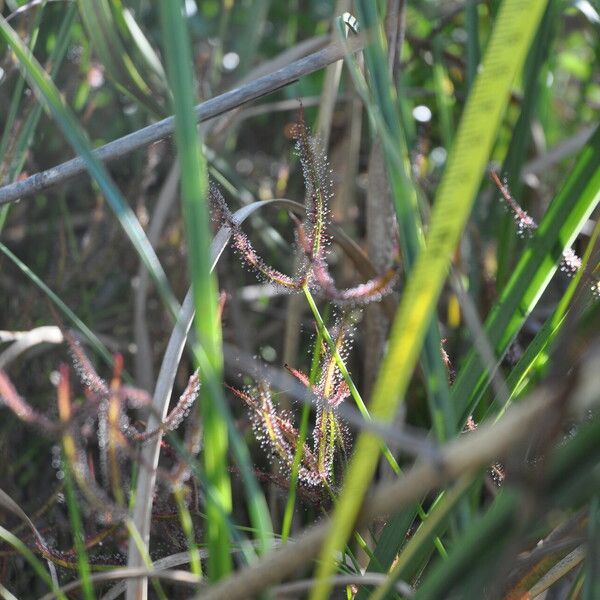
[213,113,403,494]
[210,113,399,305]
[228,318,354,491]
[0,331,202,565]
[64,330,201,451]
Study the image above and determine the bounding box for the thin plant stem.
[125,520,168,600]
[302,285,447,557]
[174,486,203,579]
[62,460,95,600]
[281,323,325,542]
[0,33,368,207]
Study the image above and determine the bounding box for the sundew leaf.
[292,117,331,260]
[311,1,550,598]
[212,152,399,303]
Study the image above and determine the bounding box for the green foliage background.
[0,1,599,599]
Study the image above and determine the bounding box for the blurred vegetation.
[0,0,599,599]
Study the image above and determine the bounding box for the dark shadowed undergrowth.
[0,1,599,599]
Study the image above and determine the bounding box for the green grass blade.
[158,0,232,582]
[490,216,600,417]
[0,1,44,181]
[311,2,549,597]
[127,199,277,598]
[496,0,558,289]
[0,4,75,236]
[0,0,51,231]
[367,476,476,600]
[432,37,454,149]
[174,485,203,579]
[465,0,481,90]
[352,1,453,444]
[415,490,518,599]
[453,125,600,424]
[5,4,77,184]
[416,415,600,598]
[77,0,166,116]
[62,458,95,600]
[0,15,180,321]
[116,3,167,90]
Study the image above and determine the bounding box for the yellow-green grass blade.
[432,36,455,150]
[113,0,167,92]
[358,7,561,584]
[310,1,549,598]
[174,486,203,579]
[0,15,179,321]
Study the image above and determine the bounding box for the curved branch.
[0,34,366,206]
